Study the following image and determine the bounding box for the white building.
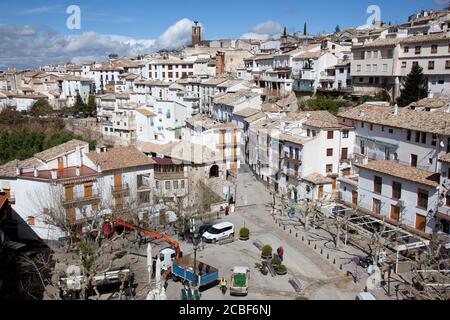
[61,75,92,107]
[212,91,262,123]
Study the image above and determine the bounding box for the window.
[381,126,385,132]
[404,46,409,53]
[361,122,365,128]
[370,124,374,131]
[411,154,418,167]
[391,205,400,222]
[372,64,378,72]
[366,64,371,72]
[27,216,35,226]
[407,130,411,141]
[401,61,407,68]
[415,46,421,54]
[155,181,160,189]
[389,128,394,134]
[327,149,333,157]
[326,164,333,173]
[165,181,171,190]
[307,129,311,137]
[392,181,402,200]
[341,148,349,160]
[173,181,178,189]
[432,134,438,146]
[416,214,426,232]
[327,131,334,139]
[446,193,450,207]
[374,176,382,194]
[356,64,361,72]
[431,45,438,54]
[421,132,427,144]
[181,180,185,189]
[382,64,388,72]
[343,130,349,138]
[428,61,435,70]
[373,199,381,214]
[415,131,421,143]
[446,60,450,70]
[412,61,419,68]
[417,189,429,209]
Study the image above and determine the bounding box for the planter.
[261,245,273,260]
[261,254,272,260]
[239,228,250,241]
[276,265,287,276]
[276,269,288,276]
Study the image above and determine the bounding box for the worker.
[220,277,227,295]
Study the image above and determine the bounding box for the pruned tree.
[397,63,428,107]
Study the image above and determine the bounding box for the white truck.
[230,266,250,296]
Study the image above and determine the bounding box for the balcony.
[154,171,185,180]
[63,190,100,207]
[111,183,130,197]
[292,84,314,92]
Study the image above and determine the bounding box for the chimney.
[76,166,81,177]
[51,169,57,180]
[33,167,39,178]
[16,166,21,176]
[393,104,399,115]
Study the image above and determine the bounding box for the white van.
[202,222,235,243]
[355,292,376,300]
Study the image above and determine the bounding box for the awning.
[357,135,399,149]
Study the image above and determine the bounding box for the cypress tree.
[303,22,307,36]
[396,63,428,107]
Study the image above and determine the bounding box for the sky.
[0,0,448,68]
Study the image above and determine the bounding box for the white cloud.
[0,18,199,69]
[241,20,283,40]
[17,5,63,15]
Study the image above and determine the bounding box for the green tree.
[303,22,307,36]
[335,25,341,33]
[86,95,97,114]
[30,99,52,118]
[396,63,428,107]
[0,107,23,126]
[73,93,87,114]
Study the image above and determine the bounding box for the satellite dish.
[440,141,445,148]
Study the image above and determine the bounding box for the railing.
[292,84,314,92]
[154,172,185,180]
[63,190,100,206]
[111,183,130,195]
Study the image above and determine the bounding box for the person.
[277,246,284,261]
[225,206,230,216]
[219,277,227,295]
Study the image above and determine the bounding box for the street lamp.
[190,218,200,288]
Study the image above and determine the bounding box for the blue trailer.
[171,256,219,288]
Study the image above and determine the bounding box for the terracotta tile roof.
[338,104,450,135]
[138,141,221,164]
[0,158,42,178]
[86,147,155,172]
[400,33,449,44]
[262,103,281,113]
[202,78,229,86]
[302,173,332,185]
[20,166,98,181]
[136,108,156,117]
[233,107,261,118]
[214,90,259,106]
[278,133,311,146]
[35,140,88,162]
[355,160,440,187]
[439,153,450,163]
[185,114,239,130]
[244,112,266,123]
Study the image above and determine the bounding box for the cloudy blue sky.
[0,0,447,68]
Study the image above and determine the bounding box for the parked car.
[202,222,235,243]
[356,292,376,300]
[198,224,213,237]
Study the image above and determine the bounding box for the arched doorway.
[209,165,219,178]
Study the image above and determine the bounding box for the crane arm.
[110,218,181,257]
